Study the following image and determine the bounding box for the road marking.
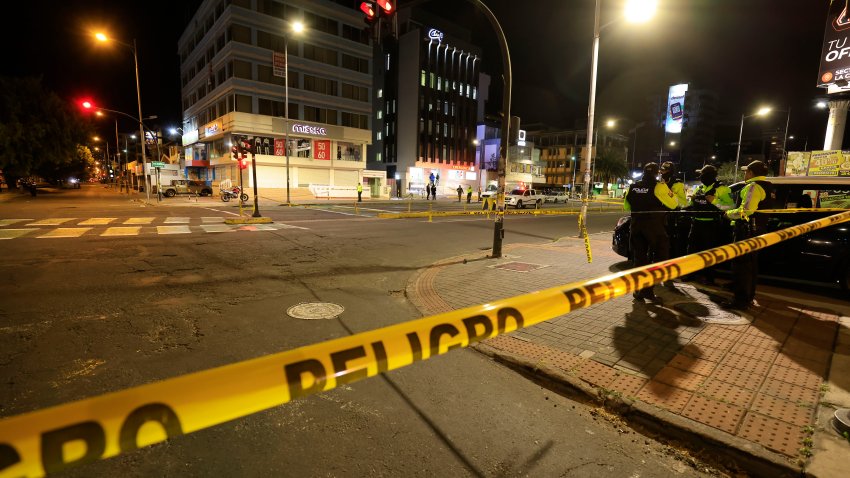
[203,207,239,216]
[101,227,142,237]
[79,218,117,226]
[0,219,34,227]
[37,228,91,238]
[156,225,192,234]
[27,218,75,226]
[201,217,226,223]
[124,217,155,225]
[311,207,360,217]
[165,217,190,224]
[0,229,37,240]
[275,223,308,230]
[200,224,235,233]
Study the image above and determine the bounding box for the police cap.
[643,162,659,176]
[695,164,717,175]
[660,161,675,173]
[741,160,768,176]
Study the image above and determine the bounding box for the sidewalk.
[407,234,850,476]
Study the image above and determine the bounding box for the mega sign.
[819,1,850,86]
[292,124,328,136]
[664,83,688,134]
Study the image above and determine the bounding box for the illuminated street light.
[606,119,616,128]
[624,0,657,23]
[817,101,828,109]
[283,21,306,206]
[669,141,676,146]
[734,106,772,180]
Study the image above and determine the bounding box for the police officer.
[723,160,772,310]
[624,162,680,302]
[685,165,734,285]
[466,185,473,203]
[660,162,688,258]
[357,182,363,202]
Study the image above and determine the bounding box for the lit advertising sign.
[427,28,444,43]
[292,123,327,136]
[181,129,199,146]
[819,1,850,87]
[204,121,222,138]
[664,84,688,133]
[313,140,330,160]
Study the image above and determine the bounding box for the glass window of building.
[341,24,369,45]
[257,30,290,53]
[304,75,338,96]
[257,0,295,18]
[303,43,338,66]
[258,65,285,86]
[235,94,253,113]
[228,23,251,44]
[342,83,368,102]
[342,54,369,73]
[233,60,252,79]
[304,11,338,36]
[335,142,361,161]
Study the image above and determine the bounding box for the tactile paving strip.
[743,324,790,343]
[682,394,746,435]
[767,364,823,389]
[669,354,718,376]
[738,333,781,349]
[729,342,780,363]
[773,354,829,377]
[700,326,746,341]
[609,374,648,397]
[750,393,815,427]
[653,366,707,391]
[484,336,551,361]
[691,334,736,350]
[636,382,694,413]
[737,412,805,457]
[719,353,772,375]
[781,342,832,364]
[759,378,820,407]
[698,378,756,407]
[577,360,619,388]
[710,364,766,391]
[545,349,583,372]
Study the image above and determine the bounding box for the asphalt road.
[0,186,719,477]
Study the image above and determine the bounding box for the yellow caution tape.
[3,210,849,477]
[377,209,582,219]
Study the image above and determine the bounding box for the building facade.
[178,0,376,195]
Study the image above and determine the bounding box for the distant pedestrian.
[357,182,363,202]
[435,173,440,185]
[429,172,435,185]
[456,185,463,202]
[466,185,472,203]
[477,186,482,202]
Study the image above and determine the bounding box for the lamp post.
[734,106,771,181]
[95,32,148,201]
[579,0,656,227]
[283,21,305,205]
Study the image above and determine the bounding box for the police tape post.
[3,210,850,477]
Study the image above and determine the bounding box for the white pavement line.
[165,216,191,224]
[26,218,76,226]
[202,207,240,216]
[124,217,156,225]
[311,207,360,217]
[276,223,309,230]
[101,227,142,237]
[0,229,38,240]
[156,225,192,235]
[37,228,92,238]
[200,224,235,233]
[78,218,117,226]
[201,217,226,223]
[0,219,34,227]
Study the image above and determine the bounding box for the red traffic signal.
[239,158,249,170]
[230,145,239,161]
[360,2,376,23]
[376,0,393,13]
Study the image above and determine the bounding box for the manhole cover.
[287,302,344,320]
[490,261,549,273]
[672,302,752,325]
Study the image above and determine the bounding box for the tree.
[717,162,739,184]
[0,76,91,183]
[593,145,628,193]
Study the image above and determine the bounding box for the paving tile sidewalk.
[407,234,850,475]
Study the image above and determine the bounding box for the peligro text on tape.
[3,210,849,478]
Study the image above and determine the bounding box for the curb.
[224,217,273,225]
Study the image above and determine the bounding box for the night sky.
[2,0,834,150]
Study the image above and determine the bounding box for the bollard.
[408,198,412,213]
[428,203,432,223]
[354,201,359,215]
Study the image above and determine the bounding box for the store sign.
[818,1,850,87]
[273,51,286,78]
[292,123,327,136]
[664,83,688,133]
[428,28,444,43]
[181,129,199,145]
[274,138,285,156]
[517,129,527,146]
[204,121,222,138]
[450,164,475,172]
[313,140,330,160]
[808,150,850,176]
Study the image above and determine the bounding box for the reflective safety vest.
[357,184,362,192]
[689,183,722,221]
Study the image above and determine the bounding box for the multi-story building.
[367,7,484,197]
[177,0,375,195]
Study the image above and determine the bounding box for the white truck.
[505,188,545,209]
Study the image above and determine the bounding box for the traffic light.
[360,2,376,25]
[231,144,239,161]
[239,158,249,170]
[375,0,393,14]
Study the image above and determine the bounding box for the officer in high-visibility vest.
[357,183,363,202]
[685,165,734,285]
[466,185,473,203]
[660,161,688,258]
[624,162,679,302]
[722,160,772,310]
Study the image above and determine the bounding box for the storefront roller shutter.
[299,168,330,187]
[334,170,358,186]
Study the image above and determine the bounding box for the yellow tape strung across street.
[377,209,582,219]
[3,210,850,477]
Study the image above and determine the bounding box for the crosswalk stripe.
[164,217,190,224]
[0,219,34,227]
[37,228,91,238]
[156,225,191,235]
[79,218,117,226]
[27,218,75,226]
[201,217,225,223]
[124,217,156,225]
[101,227,142,236]
[0,229,38,240]
[200,224,235,233]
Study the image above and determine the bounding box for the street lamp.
[580,0,656,225]
[283,21,305,205]
[94,31,148,201]
[734,106,771,181]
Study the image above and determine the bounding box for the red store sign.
[313,140,330,160]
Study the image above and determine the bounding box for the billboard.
[808,150,847,176]
[818,0,850,87]
[664,83,688,133]
[784,151,811,176]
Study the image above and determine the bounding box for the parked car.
[505,188,545,209]
[544,189,569,203]
[611,176,850,291]
[160,179,213,197]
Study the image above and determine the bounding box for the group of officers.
[624,159,772,310]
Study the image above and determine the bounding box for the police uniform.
[723,161,772,309]
[686,170,734,283]
[357,183,363,202]
[660,162,689,258]
[624,163,679,300]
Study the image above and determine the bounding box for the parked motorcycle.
[220,186,249,202]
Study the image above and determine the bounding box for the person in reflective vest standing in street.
[624,162,680,302]
[357,182,363,202]
[685,165,734,285]
[722,160,772,310]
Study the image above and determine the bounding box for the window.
[258,98,284,116]
[216,67,226,85]
[341,83,368,102]
[228,23,251,44]
[341,112,368,129]
[335,141,361,161]
[258,65,285,86]
[341,24,369,45]
[257,30,288,53]
[303,106,337,125]
[420,70,426,86]
[377,132,382,141]
[342,54,369,73]
[303,43,338,66]
[377,110,382,119]
[377,89,382,98]
[197,85,206,101]
[257,0,294,18]
[196,56,205,72]
[304,11,338,36]
[216,33,225,51]
[304,75,337,96]
[235,94,253,113]
[233,60,252,79]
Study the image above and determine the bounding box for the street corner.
[224,216,274,225]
